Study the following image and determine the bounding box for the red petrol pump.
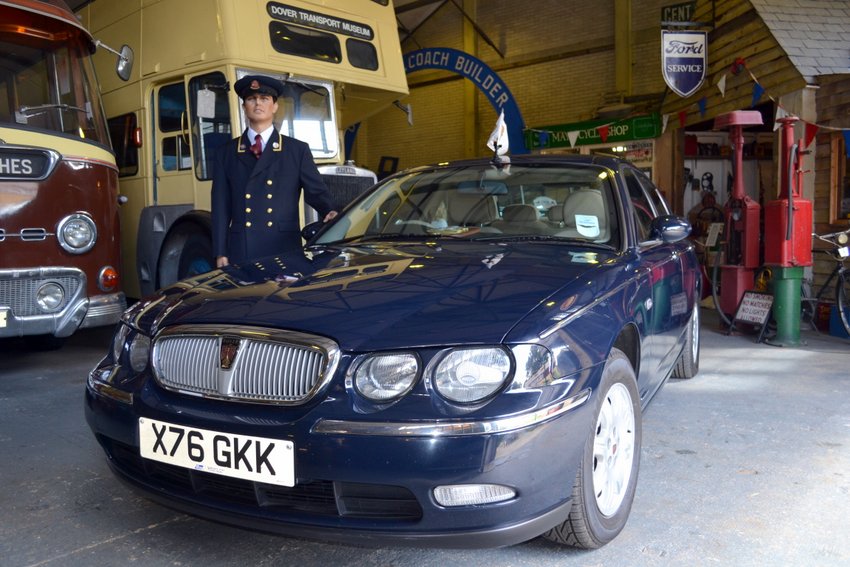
[715,110,763,316]
[763,116,813,345]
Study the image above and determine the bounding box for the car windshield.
[317,162,621,248]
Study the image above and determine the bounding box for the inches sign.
[661,30,707,98]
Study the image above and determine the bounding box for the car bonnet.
[152,241,618,351]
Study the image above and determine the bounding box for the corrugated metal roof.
[751,0,850,80]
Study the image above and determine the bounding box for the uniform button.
[267,208,273,213]
[267,193,273,199]
[266,180,273,185]
[246,193,252,199]
[267,221,273,227]
[246,207,252,213]
[245,221,252,227]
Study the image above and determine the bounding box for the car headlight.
[129,333,151,372]
[432,347,512,403]
[353,353,419,401]
[111,323,132,362]
[57,213,97,254]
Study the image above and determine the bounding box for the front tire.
[836,270,850,337]
[673,306,700,378]
[544,348,641,549]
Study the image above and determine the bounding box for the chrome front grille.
[0,274,81,316]
[152,325,340,405]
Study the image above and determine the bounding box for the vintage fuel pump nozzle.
[764,116,813,346]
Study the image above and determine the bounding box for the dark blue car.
[86,155,700,549]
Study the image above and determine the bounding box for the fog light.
[36,282,65,312]
[433,484,515,507]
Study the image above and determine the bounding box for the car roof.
[402,153,627,173]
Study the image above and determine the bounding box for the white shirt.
[246,125,274,152]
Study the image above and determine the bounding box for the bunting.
[665,57,850,141]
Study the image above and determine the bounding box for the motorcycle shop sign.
[661,30,707,97]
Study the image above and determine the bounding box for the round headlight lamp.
[129,333,151,372]
[57,213,97,254]
[36,282,65,312]
[432,347,512,403]
[353,353,419,402]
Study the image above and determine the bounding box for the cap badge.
[250,80,260,90]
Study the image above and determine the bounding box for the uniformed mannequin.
[211,75,337,268]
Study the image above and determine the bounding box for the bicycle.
[801,227,850,336]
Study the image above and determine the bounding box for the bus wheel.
[158,223,214,289]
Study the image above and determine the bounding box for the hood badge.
[219,337,241,370]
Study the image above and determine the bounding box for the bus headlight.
[57,213,97,254]
[36,282,65,312]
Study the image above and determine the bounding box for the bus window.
[347,39,378,71]
[157,82,190,171]
[107,113,139,177]
[274,79,337,159]
[269,22,342,63]
[188,72,231,180]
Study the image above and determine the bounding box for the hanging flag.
[804,123,819,148]
[538,130,549,147]
[843,131,850,158]
[679,110,688,127]
[486,109,509,156]
[568,130,579,148]
[598,125,610,143]
[698,97,707,117]
[773,105,788,131]
[716,73,727,97]
[662,114,670,133]
[662,30,708,97]
[751,83,765,107]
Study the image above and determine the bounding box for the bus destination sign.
[0,148,53,180]
[267,2,374,41]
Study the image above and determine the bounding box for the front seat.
[491,204,550,234]
[558,188,608,241]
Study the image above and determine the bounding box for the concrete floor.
[1,309,848,567]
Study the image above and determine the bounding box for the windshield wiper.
[18,103,87,116]
[322,233,432,245]
[471,234,616,249]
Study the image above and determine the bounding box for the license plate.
[138,417,294,486]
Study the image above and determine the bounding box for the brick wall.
[352,0,669,172]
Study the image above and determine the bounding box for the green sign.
[661,1,696,23]
[524,114,661,150]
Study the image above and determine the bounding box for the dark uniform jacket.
[211,129,334,263]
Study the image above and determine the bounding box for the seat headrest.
[501,204,538,222]
[447,194,497,224]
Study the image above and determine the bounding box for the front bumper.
[85,376,593,547]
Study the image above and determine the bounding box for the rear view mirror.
[95,40,134,81]
[116,45,134,81]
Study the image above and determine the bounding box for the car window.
[317,164,622,248]
[634,169,670,215]
[622,167,657,242]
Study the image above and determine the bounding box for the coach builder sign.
[661,30,707,98]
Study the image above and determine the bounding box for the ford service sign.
[661,30,707,98]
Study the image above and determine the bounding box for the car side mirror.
[648,215,691,243]
[301,220,325,242]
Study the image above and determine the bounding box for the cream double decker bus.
[77,0,408,298]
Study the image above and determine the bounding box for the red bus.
[1,0,126,347]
